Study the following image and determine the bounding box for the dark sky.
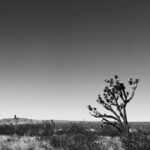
[0,1,150,121]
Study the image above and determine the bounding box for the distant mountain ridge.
[0,118,150,128]
[0,118,73,125]
[0,118,41,125]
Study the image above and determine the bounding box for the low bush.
[0,122,54,137]
[121,130,150,150]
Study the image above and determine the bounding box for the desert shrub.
[66,123,86,135]
[0,122,54,138]
[51,136,61,148]
[122,130,150,150]
[99,124,121,137]
[0,124,15,135]
[50,123,100,150]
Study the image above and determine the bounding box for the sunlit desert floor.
[0,135,53,150]
[0,135,124,150]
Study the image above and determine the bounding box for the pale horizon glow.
[0,1,150,122]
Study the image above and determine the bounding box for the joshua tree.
[13,114,19,133]
[13,114,18,125]
[88,75,139,136]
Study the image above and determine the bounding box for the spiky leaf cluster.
[89,75,139,111]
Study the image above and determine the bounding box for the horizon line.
[0,117,150,123]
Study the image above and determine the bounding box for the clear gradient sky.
[0,1,150,121]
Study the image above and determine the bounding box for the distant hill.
[0,118,100,127]
[0,118,41,125]
[0,118,78,125]
[0,118,150,130]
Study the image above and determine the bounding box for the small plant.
[122,130,150,150]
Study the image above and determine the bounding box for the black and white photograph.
[0,0,150,149]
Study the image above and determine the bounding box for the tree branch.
[91,110,119,122]
[103,120,123,133]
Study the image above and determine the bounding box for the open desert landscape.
[0,0,150,149]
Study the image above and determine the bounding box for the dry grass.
[0,135,53,150]
[95,136,125,150]
[0,135,125,150]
